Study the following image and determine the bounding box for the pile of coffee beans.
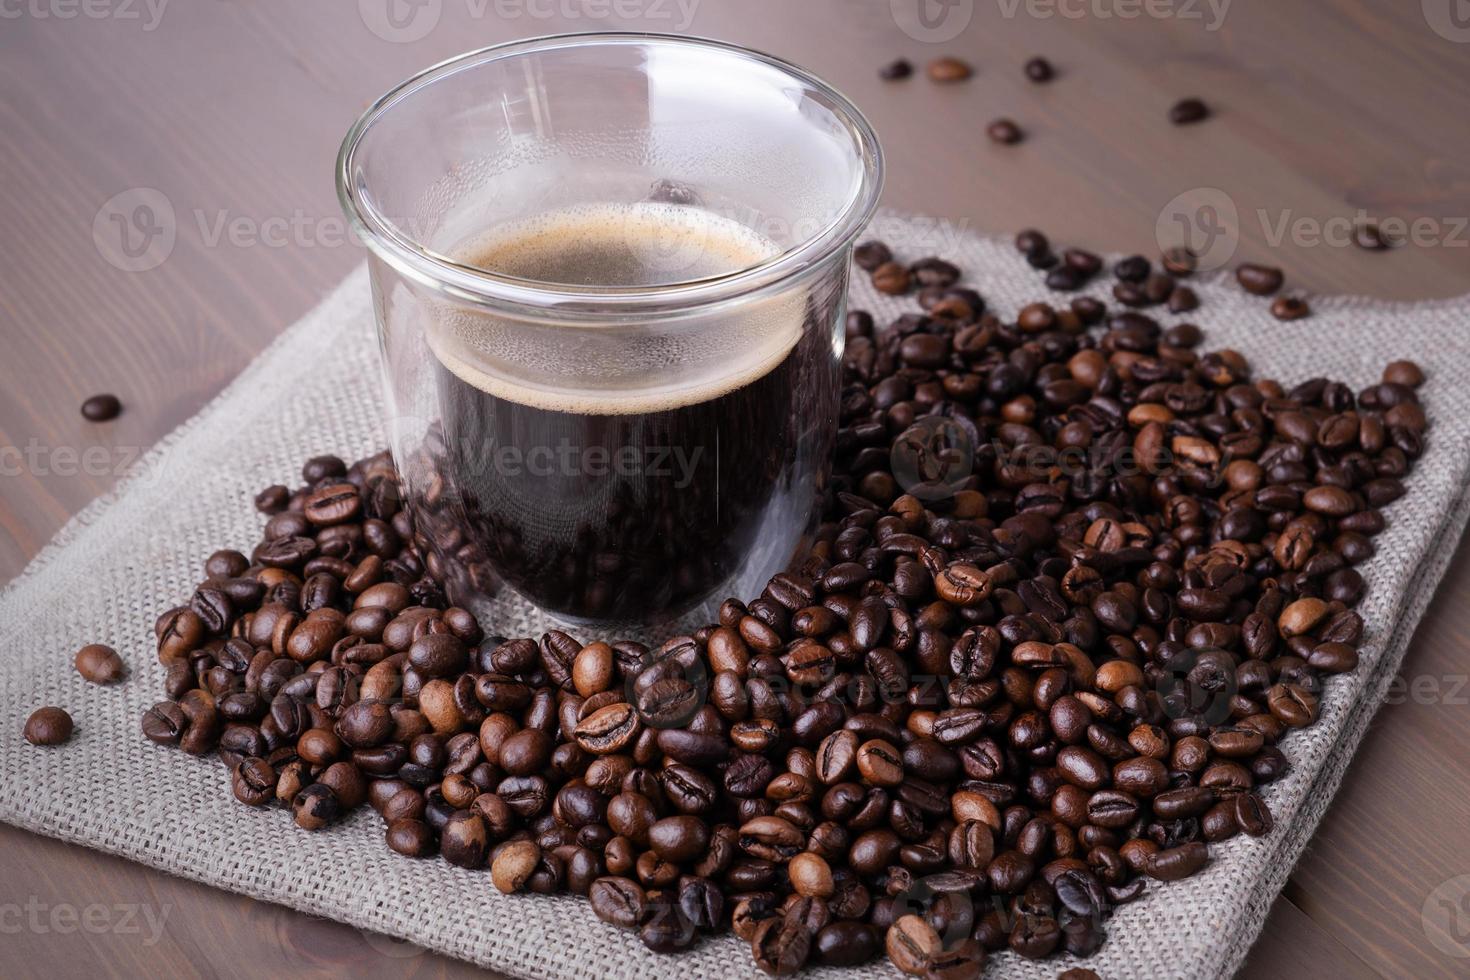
[138,244,1427,976]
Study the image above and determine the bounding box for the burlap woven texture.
[3,211,1469,979]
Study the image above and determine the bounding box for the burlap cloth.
[3,212,1469,979]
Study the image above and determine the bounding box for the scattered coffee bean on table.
[927,57,973,83]
[137,239,1429,975]
[1024,57,1055,83]
[80,393,122,421]
[24,707,73,746]
[880,58,913,81]
[1352,223,1395,251]
[1168,98,1210,125]
[74,643,126,684]
[986,119,1024,145]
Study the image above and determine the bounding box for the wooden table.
[3,2,1468,976]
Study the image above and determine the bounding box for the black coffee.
[420,204,838,624]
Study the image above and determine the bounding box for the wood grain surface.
[2,1,1469,976]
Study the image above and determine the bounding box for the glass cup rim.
[336,31,884,321]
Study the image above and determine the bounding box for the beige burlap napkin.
[3,211,1469,979]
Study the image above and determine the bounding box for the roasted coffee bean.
[141,701,187,745]
[927,57,972,83]
[1233,792,1274,837]
[440,811,489,868]
[1145,842,1209,881]
[491,840,541,893]
[986,119,1024,145]
[1168,98,1209,124]
[590,876,646,928]
[292,784,341,831]
[74,643,126,684]
[816,921,880,966]
[1236,263,1285,295]
[641,894,696,952]
[879,59,913,81]
[232,758,276,806]
[386,818,435,857]
[751,916,811,975]
[856,739,905,786]
[872,262,912,296]
[887,915,941,975]
[24,706,74,746]
[81,393,122,421]
[1272,296,1311,321]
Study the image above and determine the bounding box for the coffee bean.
[292,784,341,831]
[141,701,187,744]
[856,739,904,786]
[751,916,811,975]
[1023,56,1054,82]
[589,876,646,927]
[575,702,640,755]
[491,839,540,893]
[1145,841,1209,880]
[81,393,122,421]
[816,920,880,966]
[788,852,834,898]
[24,706,73,746]
[1271,296,1311,321]
[74,643,126,684]
[233,758,276,806]
[927,57,972,83]
[637,894,694,952]
[880,59,913,81]
[887,915,941,975]
[1236,263,1285,295]
[872,261,912,295]
[1168,98,1209,124]
[1384,359,1425,387]
[1233,792,1274,837]
[386,818,435,857]
[986,119,1024,145]
[441,811,489,867]
[649,815,710,865]
[1015,229,1049,256]
[1353,223,1395,250]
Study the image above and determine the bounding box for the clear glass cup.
[338,33,882,629]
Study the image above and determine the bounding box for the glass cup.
[338,33,883,629]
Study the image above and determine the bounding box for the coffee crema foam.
[427,203,804,416]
